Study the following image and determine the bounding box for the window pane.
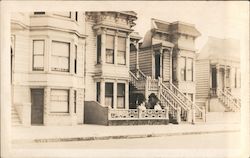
[105,83,113,96]
[97,35,102,64]
[106,49,114,64]
[105,97,113,107]
[96,82,100,103]
[106,35,114,49]
[52,41,70,57]
[180,57,186,81]
[118,37,126,51]
[33,40,44,55]
[117,51,126,65]
[186,58,193,81]
[50,89,69,113]
[117,83,125,96]
[33,56,44,69]
[117,97,125,109]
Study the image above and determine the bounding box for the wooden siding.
[163,51,170,81]
[130,50,136,70]
[196,59,210,100]
[138,49,152,76]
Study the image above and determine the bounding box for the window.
[186,58,193,81]
[97,35,101,64]
[34,12,45,15]
[179,57,193,81]
[105,83,113,108]
[96,82,100,103]
[106,35,114,64]
[75,12,78,21]
[180,57,186,81]
[117,83,125,109]
[51,41,70,72]
[74,90,77,113]
[33,40,45,71]
[50,89,69,113]
[117,37,126,65]
[74,45,77,74]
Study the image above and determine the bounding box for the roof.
[197,37,240,61]
[152,19,201,37]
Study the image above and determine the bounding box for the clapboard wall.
[138,48,152,77]
[195,59,210,100]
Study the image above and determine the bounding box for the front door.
[31,89,44,125]
[155,54,161,79]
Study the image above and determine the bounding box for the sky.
[132,1,249,51]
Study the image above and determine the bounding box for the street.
[13,132,240,149]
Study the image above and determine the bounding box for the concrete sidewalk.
[12,122,240,144]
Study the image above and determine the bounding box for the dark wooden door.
[31,89,44,125]
[211,67,217,88]
[155,54,161,79]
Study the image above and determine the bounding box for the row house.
[11,11,218,126]
[11,12,86,126]
[196,37,241,112]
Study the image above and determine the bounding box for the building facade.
[11,12,209,126]
[196,37,241,112]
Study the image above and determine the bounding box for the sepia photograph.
[0,1,249,158]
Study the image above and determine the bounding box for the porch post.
[160,49,163,78]
[136,42,139,70]
[125,81,129,109]
[126,35,130,68]
[224,65,226,90]
[113,81,117,109]
[176,53,180,82]
[169,48,173,83]
[100,80,105,106]
[216,64,220,91]
[101,29,106,64]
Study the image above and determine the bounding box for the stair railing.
[168,82,204,119]
[217,88,240,112]
[224,88,241,107]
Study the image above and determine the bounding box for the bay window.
[117,37,126,65]
[51,41,70,72]
[50,89,69,113]
[105,83,114,108]
[33,40,45,71]
[106,35,114,64]
[117,83,125,109]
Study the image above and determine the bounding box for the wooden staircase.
[217,88,241,112]
[129,69,205,123]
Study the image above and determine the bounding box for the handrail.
[224,88,241,106]
[217,88,240,111]
[137,69,147,80]
[160,82,189,111]
[169,82,203,114]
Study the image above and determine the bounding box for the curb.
[12,129,240,144]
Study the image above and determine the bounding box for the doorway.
[155,54,161,79]
[31,89,44,125]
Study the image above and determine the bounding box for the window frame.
[117,83,125,109]
[117,36,126,65]
[50,89,70,113]
[51,40,70,72]
[105,35,115,64]
[96,35,102,64]
[32,40,45,71]
[105,82,114,108]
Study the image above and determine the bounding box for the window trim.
[50,89,70,113]
[32,40,45,71]
[51,40,70,72]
